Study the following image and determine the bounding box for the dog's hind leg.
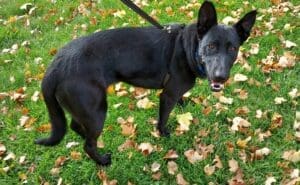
[64,82,111,165]
[35,75,67,146]
[70,119,86,138]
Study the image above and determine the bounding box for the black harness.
[120,0,206,84]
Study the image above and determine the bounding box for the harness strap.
[120,0,164,29]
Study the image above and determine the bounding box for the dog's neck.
[181,24,207,78]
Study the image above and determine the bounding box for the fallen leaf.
[50,167,60,176]
[136,97,155,109]
[184,149,203,164]
[118,139,137,152]
[274,97,287,104]
[288,88,298,99]
[4,152,16,161]
[19,155,26,165]
[36,123,51,133]
[255,147,271,159]
[120,123,136,137]
[204,164,215,176]
[163,149,179,160]
[138,142,154,155]
[282,150,300,163]
[167,161,178,175]
[151,162,161,173]
[265,176,276,185]
[54,156,68,167]
[176,173,189,185]
[66,141,79,149]
[284,40,297,48]
[228,159,239,173]
[152,172,162,180]
[213,155,223,169]
[0,143,6,156]
[250,43,260,55]
[231,117,251,132]
[236,136,251,149]
[219,96,233,105]
[235,106,250,115]
[70,151,81,160]
[202,106,212,116]
[113,10,126,18]
[176,112,193,133]
[270,113,283,130]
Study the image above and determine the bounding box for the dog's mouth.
[210,81,225,92]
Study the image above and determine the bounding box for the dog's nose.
[213,71,227,82]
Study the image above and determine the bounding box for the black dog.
[36,1,256,165]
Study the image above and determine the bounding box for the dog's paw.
[35,138,57,146]
[99,153,112,166]
[158,128,170,137]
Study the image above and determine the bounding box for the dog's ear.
[197,1,217,39]
[234,10,257,44]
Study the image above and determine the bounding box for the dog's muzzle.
[210,81,224,92]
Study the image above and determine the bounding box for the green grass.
[0,0,299,184]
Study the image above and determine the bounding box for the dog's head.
[196,1,257,92]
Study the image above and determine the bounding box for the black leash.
[120,0,164,29]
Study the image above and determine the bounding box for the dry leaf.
[54,156,68,167]
[118,139,137,152]
[176,173,189,185]
[163,149,179,160]
[167,161,178,175]
[136,97,155,109]
[231,117,251,132]
[176,112,193,133]
[284,40,297,48]
[213,155,223,169]
[151,162,161,173]
[66,141,79,149]
[236,136,251,149]
[0,143,6,156]
[70,151,81,160]
[4,152,16,161]
[152,172,162,180]
[219,96,233,104]
[274,97,287,104]
[235,106,250,115]
[120,123,136,136]
[138,142,154,155]
[184,149,203,164]
[228,159,239,173]
[270,113,283,130]
[234,73,248,82]
[250,43,260,55]
[282,150,300,163]
[204,164,215,176]
[113,10,126,18]
[255,147,271,159]
[36,123,51,133]
[265,176,276,185]
[202,106,212,116]
[288,88,298,99]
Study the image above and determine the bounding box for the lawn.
[0,0,299,184]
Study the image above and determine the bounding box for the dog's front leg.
[157,78,194,137]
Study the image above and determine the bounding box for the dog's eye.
[208,43,216,49]
[229,46,237,52]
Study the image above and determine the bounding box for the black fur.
[36,1,256,165]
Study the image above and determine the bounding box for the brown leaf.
[36,123,51,133]
[118,139,137,152]
[70,151,81,160]
[204,164,215,176]
[0,143,6,156]
[167,161,178,175]
[54,156,68,167]
[282,150,300,163]
[255,147,271,160]
[213,155,223,169]
[236,137,251,149]
[163,149,179,160]
[270,113,283,130]
[176,173,189,185]
[49,48,57,56]
[234,73,248,82]
[231,117,251,132]
[138,142,154,156]
[184,149,203,164]
[202,106,212,116]
[235,106,250,116]
[152,172,162,180]
[151,162,161,173]
[228,159,239,173]
[120,123,136,137]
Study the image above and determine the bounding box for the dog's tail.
[35,70,66,146]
